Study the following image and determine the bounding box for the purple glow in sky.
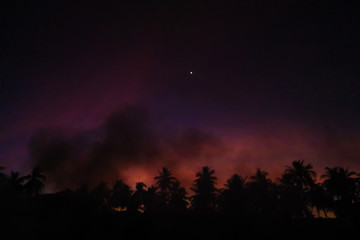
[1,1,360,190]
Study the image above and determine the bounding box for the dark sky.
[1,1,360,190]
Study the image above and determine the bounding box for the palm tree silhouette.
[23,167,46,197]
[247,169,277,219]
[143,185,160,214]
[128,182,147,213]
[219,174,249,218]
[154,167,180,212]
[321,167,359,219]
[90,181,111,212]
[168,181,188,214]
[135,182,147,193]
[279,160,316,218]
[109,180,132,210]
[226,174,247,191]
[154,167,177,194]
[284,160,316,190]
[249,169,270,184]
[321,167,358,201]
[191,166,217,212]
[8,171,25,191]
[308,183,331,218]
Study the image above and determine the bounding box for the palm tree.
[23,167,46,197]
[225,174,247,191]
[109,180,132,210]
[284,160,316,190]
[321,167,359,219]
[247,169,277,219]
[143,185,160,214]
[248,169,273,197]
[154,167,177,195]
[278,160,316,218]
[168,181,188,214]
[249,169,270,184]
[308,183,331,218]
[191,166,218,212]
[321,167,358,201]
[135,182,147,192]
[128,182,147,213]
[219,174,249,218]
[89,181,112,213]
[8,171,25,191]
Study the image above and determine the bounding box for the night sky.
[1,1,360,190]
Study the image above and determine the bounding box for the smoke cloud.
[28,106,226,190]
[28,106,360,191]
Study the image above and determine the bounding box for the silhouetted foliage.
[154,167,178,210]
[247,169,278,219]
[23,167,46,197]
[109,180,132,210]
[154,167,177,193]
[284,160,316,190]
[321,167,360,219]
[168,181,188,214]
[322,167,359,201]
[278,160,316,218]
[219,174,249,218]
[0,166,6,183]
[191,166,218,213]
[7,171,26,191]
[308,183,332,218]
[2,162,360,239]
[90,181,112,213]
[127,182,147,213]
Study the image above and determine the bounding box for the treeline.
[1,160,360,239]
[1,160,360,219]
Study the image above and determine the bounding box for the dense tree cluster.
[1,161,360,239]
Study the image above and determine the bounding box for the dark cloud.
[28,106,157,189]
[28,106,225,190]
[28,105,360,191]
[29,129,74,183]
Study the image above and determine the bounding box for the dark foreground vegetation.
[1,160,360,239]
